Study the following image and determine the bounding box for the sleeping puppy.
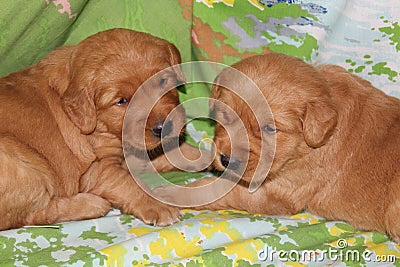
[0,28,193,229]
[158,53,400,243]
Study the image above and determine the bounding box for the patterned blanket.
[0,1,399,266]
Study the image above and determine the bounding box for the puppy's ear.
[38,45,96,134]
[38,45,74,95]
[167,44,185,84]
[302,99,337,148]
[62,81,97,135]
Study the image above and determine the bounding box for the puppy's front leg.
[151,143,213,173]
[80,159,181,226]
[153,177,303,216]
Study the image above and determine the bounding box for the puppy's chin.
[124,135,184,161]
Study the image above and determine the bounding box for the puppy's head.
[211,53,337,183]
[38,28,185,151]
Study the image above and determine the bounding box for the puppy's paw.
[80,193,113,218]
[133,198,182,226]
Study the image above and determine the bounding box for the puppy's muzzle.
[220,153,242,171]
[151,119,173,138]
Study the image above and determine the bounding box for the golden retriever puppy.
[158,53,400,243]
[0,28,192,229]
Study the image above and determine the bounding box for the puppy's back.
[0,69,86,195]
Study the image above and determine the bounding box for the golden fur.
[160,53,400,243]
[0,28,192,229]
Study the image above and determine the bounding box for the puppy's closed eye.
[159,78,168,87]
[262,124,278,134]
[159,74,181,88]
[158,75,186,94]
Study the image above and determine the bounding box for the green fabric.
[1,1,400,266]
[0,1,80,75]
[0,1,191,76]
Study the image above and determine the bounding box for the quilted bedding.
[0,1,399,266]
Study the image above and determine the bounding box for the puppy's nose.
[151,119,173,138]
[220,154,241,170]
